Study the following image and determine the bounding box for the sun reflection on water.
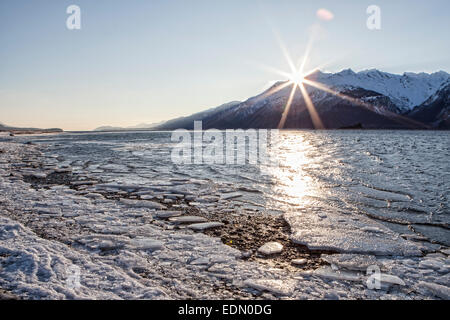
[265,132,322,208]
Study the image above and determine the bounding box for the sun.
[288,71,305,87]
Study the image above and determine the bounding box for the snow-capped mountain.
[154,69,450,130]
[312,69,449,113]
[408,81,450,129]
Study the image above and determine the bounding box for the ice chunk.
[129,238,164,251]
[418,281,450,300]
[220,192,243,200]
[119,198,166,210]
[243,279,295,296]
[188,222,224,231]
[168,216,208,224]
[155,211,183,219]
[285,211,422,256]
[312,266,361,282]
[321,254,379,271]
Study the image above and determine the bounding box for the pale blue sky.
[1,0,449,130]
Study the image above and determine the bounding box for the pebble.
[257,242,283,255]
[292,259,307,266]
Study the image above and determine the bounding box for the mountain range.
[97,69,450,131]
[0,123,63,134]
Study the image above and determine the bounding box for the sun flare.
[288,71,305,87]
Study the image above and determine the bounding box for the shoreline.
[0,140,448,300]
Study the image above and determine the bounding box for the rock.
[188,222,224,231]
[140,195,155,200]
[257,242,283,255]
[291,259,307,266]
[119,198,166,210]
[155,211,182,219]
[243,279,295,296]
[418,281,450,299]
[168,216,208,224]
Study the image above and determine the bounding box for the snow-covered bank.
[0,141,448,300]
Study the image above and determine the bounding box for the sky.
[1,0,449,131]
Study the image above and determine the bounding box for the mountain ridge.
[152,69,449,130]
[97,69,449,131]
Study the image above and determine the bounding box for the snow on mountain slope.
[155,69,449,130]
[312,69,449,113]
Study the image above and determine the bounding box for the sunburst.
[258,33,428,130]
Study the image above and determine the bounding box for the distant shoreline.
[0,128,63,135]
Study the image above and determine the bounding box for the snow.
[312,69,450,112]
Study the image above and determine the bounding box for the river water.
[18,130,450,248]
